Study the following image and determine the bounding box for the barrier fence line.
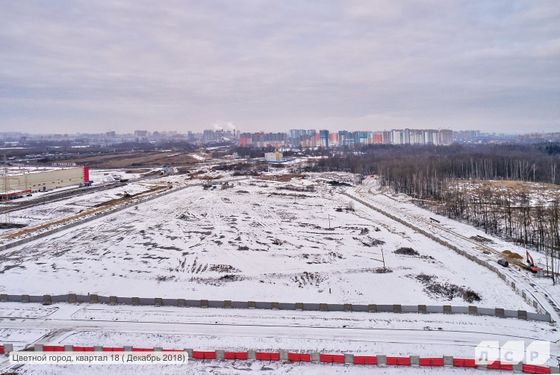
[0,293,551,322]
[0,344,555,373]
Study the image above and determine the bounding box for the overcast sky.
[0,1,559,134]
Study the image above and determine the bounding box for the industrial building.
[1,166,89,199]
[264,151,284,163]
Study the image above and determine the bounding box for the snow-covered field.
[0,172,208,238]
[0,174,533,310]
[0,183,151,235]
[355,176,559,317]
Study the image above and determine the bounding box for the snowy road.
[1,315,547,347]
[0,303,556,355]
[0,303,558,373]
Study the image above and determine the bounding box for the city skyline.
[5,128,560,147]
[1,1,559,134]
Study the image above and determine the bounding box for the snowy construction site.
[0,169,558,374]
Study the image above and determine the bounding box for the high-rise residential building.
[382,131,392,144]
[438,129,453,145]
[238,128,453,148]
[134,130,148,137]
[329,132,339,147]
[391,129,404,145]
[319,130,329,148]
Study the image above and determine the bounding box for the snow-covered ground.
[0,174,533,310]
[0,172,557,374]
[0,183,151,235]
[0,172,214,238]
[0,302,555,373]
[88,169,147,184]
[355,176,559,318]
[5,363,511,375]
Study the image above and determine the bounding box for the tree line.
[312,143,560,280]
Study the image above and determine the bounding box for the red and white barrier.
[0,344,553,374]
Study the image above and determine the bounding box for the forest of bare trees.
[314,144,560,278]
[433,180,560,276]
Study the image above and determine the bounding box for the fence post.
[248,350,256,360]
[42,295,52,305]
[3,344,13,354]
[311,352,320,363]
[216,350,224,360]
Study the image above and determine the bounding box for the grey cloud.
[0,0,558,133]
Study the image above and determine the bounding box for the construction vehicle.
[525,251,541,274]
[500,250,541,274]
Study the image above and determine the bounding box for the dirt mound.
[414,274,481,303]
[394,247,419,256]
[471,235,494,244]
[374,267,393,273]
[502,250,523,260]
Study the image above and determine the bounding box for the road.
[0,182,125,214]
[0,302,557,374]
[0,303,556,353]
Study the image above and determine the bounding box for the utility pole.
[381,247,386,271]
